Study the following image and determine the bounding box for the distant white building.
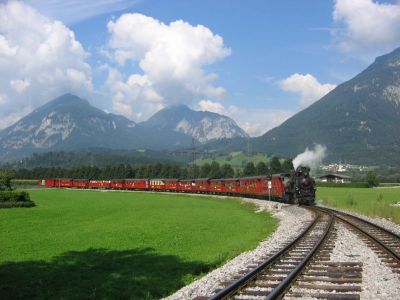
[317,174,352,183]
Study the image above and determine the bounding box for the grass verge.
[0,189,277,299]
[317,187,400,224]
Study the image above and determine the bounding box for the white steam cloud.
[293,144,327,171]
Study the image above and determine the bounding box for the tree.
[221,163,235,178]
[281,159,294,173]
[180,168,189,179]
[366,171,379,187]
[243,162,256,176]
[0,170,13,191]
[270,157,282,173]
[160,164,172,178]
[209,161,222,179]
[152,162,163,178]
[191,164,200,178]
[136,166,148,178]
[255,162,268,175]
[200,163,211,178]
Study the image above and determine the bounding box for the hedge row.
[0,191,35,208]
[11,179,37,186]
[316,182,369,188]
[0,201,35,208]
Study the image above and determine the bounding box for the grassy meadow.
[0,189,277,299]
[317,187,400,224]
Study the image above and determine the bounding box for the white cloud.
[234,109,295,137]
[333,0,400,58]
[279,73,336,108]
[106,13,231,121]
[197,100,226,115]
[10,79,30,93]
[24,0,138,24]
[195,99,294,137]
[0,1,92,129]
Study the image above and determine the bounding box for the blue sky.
[1,0,400,135]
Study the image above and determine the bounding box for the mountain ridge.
[0,94,192,161]
[204,47,400,165]
[140,104,249,143]
[0,94,249,162]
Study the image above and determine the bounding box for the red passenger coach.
[150,179,166,190]
[111,179,125,189]
[209,179,225,193]
[239,176,267,195]
[269,175,286,199]
[72,179,89,189]
[164,179,179,191]
[224,178,240,194]
[89,180,111,189]
[55,178,73,188]
[178,179,194,192]
[194,178,210,193]
[124,179,148,190]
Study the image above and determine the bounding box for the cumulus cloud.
[333,0,400,58]
[106,13,231,121]
[279,73,336,108]
[0,1,92,129]
[197,100,226,115]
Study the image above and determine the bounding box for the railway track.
[197,206,400,300]
[317,207,400,270]
[194,208,334,299]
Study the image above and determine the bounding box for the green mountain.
[205,48,400,165]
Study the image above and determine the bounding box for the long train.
[38,166,316,205]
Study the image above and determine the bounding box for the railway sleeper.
[304,271,362,278]
[306,266,363,272]
[285,292,360,300]
[298,277,362,284]
[295,283,362,292]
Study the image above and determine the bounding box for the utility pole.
[247,137,250,163]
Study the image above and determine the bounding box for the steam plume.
[293,144,327,171]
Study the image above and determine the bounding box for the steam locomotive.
[286,166,316,205]
[38,166,316,205]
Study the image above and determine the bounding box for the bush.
[0,191,34,208]
[366,171,379,188]
[0,170,13,191]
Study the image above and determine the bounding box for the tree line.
[5,157,293,180]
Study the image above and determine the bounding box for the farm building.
[317,174,352,183]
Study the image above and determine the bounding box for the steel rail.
[265,208,334,299]
[316,206,400,262]
[319,206,400,239]
[209,209,333,300]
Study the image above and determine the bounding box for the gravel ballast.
[317,203,400,235]
[165,198,313,300]
[331,224,400,299]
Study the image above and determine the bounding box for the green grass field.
[0,189,277,299]
[317,187,400,224]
